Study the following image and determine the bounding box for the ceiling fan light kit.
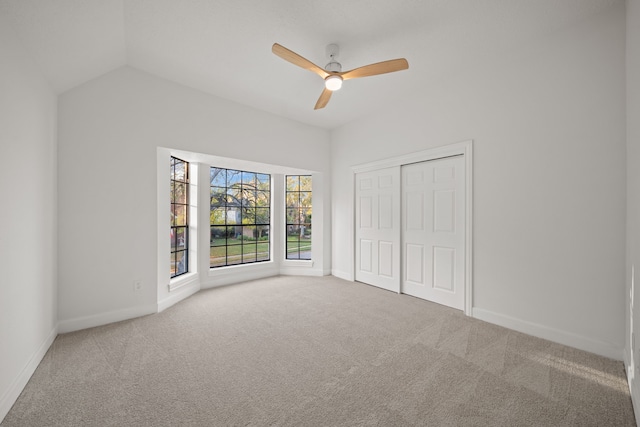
[272,42,408,109]
[325,75,343,91]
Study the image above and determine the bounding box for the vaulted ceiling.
[0,0,619,129]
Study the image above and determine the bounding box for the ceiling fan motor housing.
[325,61,342,72]
[325,43,342,72]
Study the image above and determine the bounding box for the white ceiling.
[0,0,619,129]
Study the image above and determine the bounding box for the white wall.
[57,66,331,331]
[626,0,640,420]
[0,15,58,422]
[332,3,626,359]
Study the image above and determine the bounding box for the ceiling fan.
[272,43,409,110]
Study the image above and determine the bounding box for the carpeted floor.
[2,275,636,426]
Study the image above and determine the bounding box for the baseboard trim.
[0,325,57,423]
[624,352,640,426]
[331,269,353,281]
[158,280,200,312]
[472,308,623,361]
[58,304,157,333]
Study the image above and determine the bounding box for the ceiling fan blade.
[272,43,329,79]
[341,58,409,81]
[314,88,332,110]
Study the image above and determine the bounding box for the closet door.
[355,167,401,292]
[402,156,465,310]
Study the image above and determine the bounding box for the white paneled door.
[355,167,401,292]
[402,156,465,310]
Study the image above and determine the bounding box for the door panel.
[355,167,400,292]
[402,156,465,310]
[405,243,424,284]
[379,241,394,277]
[360,239,373,272]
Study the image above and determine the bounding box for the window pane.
[257,244,270,262]
[176,227,187,250]
[242,171,256,187]
[243,188,257,207]
[227,227,242,245]
[170,252,176,275]
[300,192,312,208]
[210,226,227,246]
[174,162,185,181]
[255,208,269,224]
[300,236,311,257]
[227,249,242,265]
[242,225,256,240]
[210,168,226,186]
[302,207,312,223]
[210,187,226,206]
[227,170,242,186]
[242,243,257,263]
[287,241,300,259]
[257,225,269,240]
[241,209,254,225]
[286,192,299,208]
[174,182,187,204]
[210,246,226,267]
[226,207,240,225]
[170,228,177,251]
[300,176,312,191]
[256,191,269,207]
[176,250,187,275]
[287,225,299,238]
[286,176,298,191]
[174,205,187,226]
[210,208,225,225]
[286,208,297,224]
[227,185,241,199]
[257,174,270,191]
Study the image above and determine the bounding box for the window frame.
[170,156,189,278]
[210,167,271,268]
[285,175,312,260]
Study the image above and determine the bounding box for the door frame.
[351,140,473,315]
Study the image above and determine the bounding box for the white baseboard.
[624,352,640,426]
[331,269,353,281]
[472,307,623,361]
[0,325,57,423]
[631,381,640,427]
[58,304,157,333]
[158,280,200,312]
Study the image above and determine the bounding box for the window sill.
[169,272,198,292]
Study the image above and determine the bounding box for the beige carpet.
[2,275,636,426]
